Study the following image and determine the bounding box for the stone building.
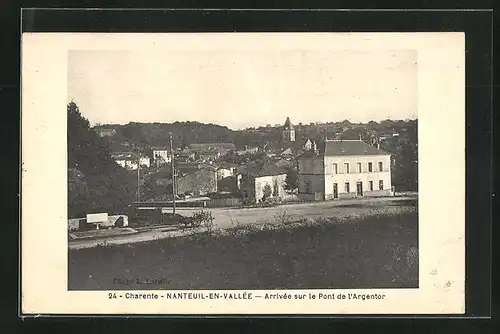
[297,139,393,201]
[238,159,287,204]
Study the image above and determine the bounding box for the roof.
[218,162,237,169]
[283,117,294,130]
[298,140,390,158]
[175,162,217,172]
[240,159,287,177]
[111,152,137,160]
[188,143,236,150]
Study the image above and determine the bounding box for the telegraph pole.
[169,133,176,215]
[137,148,141,203]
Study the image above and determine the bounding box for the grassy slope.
[69,211,418,290]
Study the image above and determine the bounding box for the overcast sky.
[67,40,417,130]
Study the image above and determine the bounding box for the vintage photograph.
[66,44,419,291]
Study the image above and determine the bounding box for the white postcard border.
[21,32,465,315]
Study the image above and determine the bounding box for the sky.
[67,40,418,130]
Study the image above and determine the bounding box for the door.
[333,183,338,199]
[356,181,363,196]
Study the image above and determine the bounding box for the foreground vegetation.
[69,211,418,290]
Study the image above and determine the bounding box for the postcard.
[21,32,465,315]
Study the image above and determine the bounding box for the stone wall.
[176,169,217,196]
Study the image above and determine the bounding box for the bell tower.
[282,117,296,142]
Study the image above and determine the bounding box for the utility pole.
[136,148,141,203]
[169,132,176,215]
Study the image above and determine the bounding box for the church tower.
[282,117,296,142]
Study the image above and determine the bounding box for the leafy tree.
[121,122,147,144]
[284,168,299,192]
[262,183,272,201]
[67,101,136,218]
[392,139,418,191]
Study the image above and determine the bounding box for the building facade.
[152,148,172,166]
[303,139,313,151]
[216,166,236,180]
[298,140,393,201]
[238,159,287,203]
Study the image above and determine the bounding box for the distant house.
[238,159,287,204]
[188,143,236,151]
[176,168,217,197]
[244,145,260,154]
[297,139,393,201]
[280,147,293,156]
[303,139,313,151]
[95,127,116,137]
[176,151,196,163]
[147,165,217,197]
[216,164,237,180]
[139,156,151,168]
[151,147,172,166]
[111,152,149,170]
[235,145,260,156]
[176,162,217,174]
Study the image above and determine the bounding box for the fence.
[206,197,242,208]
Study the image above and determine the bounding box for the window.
[345,182,350,193]
[333,163,338,174]
[344,163,350,173]
[379,180,384,190]
[378,161,383,171]
[369,181,373,191]
[368,162,373,172]
[357,162,362,173]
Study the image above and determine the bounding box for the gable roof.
[241,159,287,177]
[299,140,389,158]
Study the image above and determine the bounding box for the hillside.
[94,119,416,149]
[93,118,418,191]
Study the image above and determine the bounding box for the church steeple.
[282,117,296,142]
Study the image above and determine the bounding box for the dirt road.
[68,195,417,250]
[174,195,416,228]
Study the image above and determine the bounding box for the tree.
[272,179,279,197]
[284,168,299,192]
[262,183,272,201]
[67,101,136,218]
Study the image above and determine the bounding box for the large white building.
[297,139,393,201]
